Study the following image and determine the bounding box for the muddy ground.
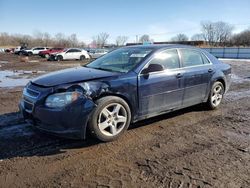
[0,54,249,188]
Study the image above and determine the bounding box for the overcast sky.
[0,0,250,44]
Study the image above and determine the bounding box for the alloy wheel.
[98,103,127,137]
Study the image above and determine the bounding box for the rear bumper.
[19,97,96,139]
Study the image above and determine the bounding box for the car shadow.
[0,104,209,160]
[130,104,210,130]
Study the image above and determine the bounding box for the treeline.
[0,32,85,47]
[1,21,250,47]
[172,21,250,47]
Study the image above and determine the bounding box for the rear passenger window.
[180,49,204,67]
[201,53,211,64]
[149,49,180,69]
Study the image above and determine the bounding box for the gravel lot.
[0,53,250,187]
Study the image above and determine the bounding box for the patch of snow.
[219,58,250,62]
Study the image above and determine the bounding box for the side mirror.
[141,63,164,74]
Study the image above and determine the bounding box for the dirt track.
[0,54,250,187]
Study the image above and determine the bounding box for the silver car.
[88,49,109,59]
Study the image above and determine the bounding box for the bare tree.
[0,32,85,48]
[92,32,110,48]
[43,32,51,46]
[191,33,204,41]
[115,36,128,46]
[201,21,233,46]
[139,34,151,43]
[171,33,189,42]
[68,34,79,47]
[231,29,250,46]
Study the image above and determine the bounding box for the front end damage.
[19,81,109,139]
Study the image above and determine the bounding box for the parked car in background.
[19,44,231,142]
[14,46,27,55]
[88,48,109,59]
[39,48,64,58]
[49,48,90,61]
[4,48,14,53]
[21,47,49,56]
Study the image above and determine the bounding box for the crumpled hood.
[32,67,120,87]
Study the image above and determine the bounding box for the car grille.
[23,100,33,112]
[24,87,40,99]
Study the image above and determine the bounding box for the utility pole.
[136,35,138,43]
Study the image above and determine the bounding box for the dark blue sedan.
[19,45,232,141]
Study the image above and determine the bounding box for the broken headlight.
[45,91,81,108]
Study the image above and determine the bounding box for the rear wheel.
[28,52,32,56]
[206,81,224,109]
[88,96,131,142]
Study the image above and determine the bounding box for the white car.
[22,47,49,56]
[52,48,90,61]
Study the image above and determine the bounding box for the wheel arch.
[214,77,226,91]
[94,93,134,121]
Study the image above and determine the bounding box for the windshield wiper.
[89,66,122,73]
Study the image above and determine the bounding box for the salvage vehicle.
[19,45,231,142]
[39,48,64,58]
[49,48,90,61]
[22,47,49,56]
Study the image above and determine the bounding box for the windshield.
[85,48,152,73]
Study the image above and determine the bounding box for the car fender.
[204,70,227,102]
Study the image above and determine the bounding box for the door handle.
[176,73,183,78]
[208,69,213,73]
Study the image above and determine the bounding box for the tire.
[206,81,224,110]
[45,54,50,58]
[57,55,63,61]
[88,96,131,142]
[80,55,85,61]
[28,52,32,56]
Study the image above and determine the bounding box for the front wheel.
[88,96,131,142]
[206,81,224,109]
[80,55,85,61]
[57,55,63,61]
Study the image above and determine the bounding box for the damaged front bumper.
[19,96,96,139]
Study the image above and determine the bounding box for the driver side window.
[148,49,180,70]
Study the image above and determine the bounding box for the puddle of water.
[0,61,9,64]
[225,89,250,101]
[0,70,31,88]
[0,70,46,88]
[231,74,250,84]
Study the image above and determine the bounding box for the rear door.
[179,49,214,107]
[138,49,184,116]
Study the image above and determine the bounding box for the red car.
[39,48,64,58]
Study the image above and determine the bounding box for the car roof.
[124,44,198,51]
